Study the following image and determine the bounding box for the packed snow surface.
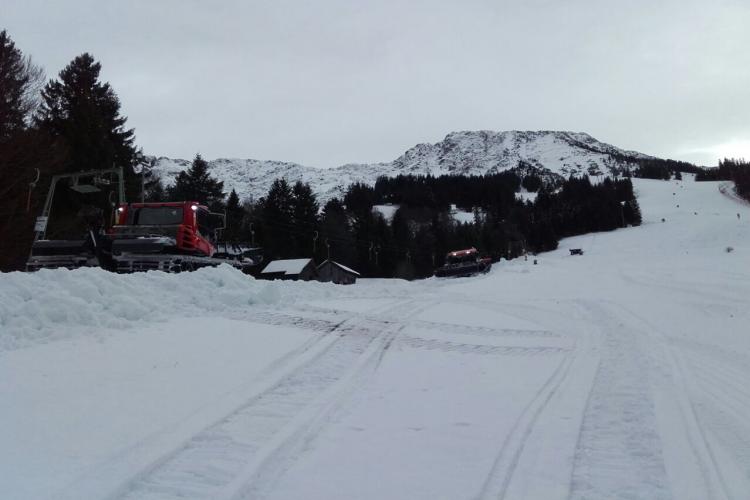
[2,176,750,500]
[149,130,652,203]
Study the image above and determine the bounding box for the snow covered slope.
[2,176,749,500]
[149,130,653,203]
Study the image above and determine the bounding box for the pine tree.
[0,31,58,271]
[0,30,44,141]
[37,53,138,176]
[319,198,355,265]
[521,175,542,193]
[261,179,295,259]
[344,182,376,215]
[168,154,225,207]
[623,198,642,226]
[224,189,245,242]
[291,181,319,257]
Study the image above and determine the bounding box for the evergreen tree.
[521,174,542,192]
[344,182,377,215]
[260,179,295,259]
[224,189,244,242]
[319,198,355,265]
[0,30,44,141]
[0,30,57,270]
[291,181,319,257]
[168,154,225,207]
[622,198,642,226]
[37,53,138,177]
[239,200,261,246]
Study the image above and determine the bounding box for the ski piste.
[2,175,749,499]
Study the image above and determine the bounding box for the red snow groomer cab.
[25,167,258,273]
[110,201,228,272]
[434,247,492,278]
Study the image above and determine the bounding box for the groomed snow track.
[106,300,425,500]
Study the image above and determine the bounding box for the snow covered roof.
[317,259,360,276]
[261,259,313,275]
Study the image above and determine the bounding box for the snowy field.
[1,176,749,500]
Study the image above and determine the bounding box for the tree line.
[630,158,702,180]
[0,27,642,276]
[8,27,733,276]
[0,30,141,270]
[695,158,750,201]
[198,170,643,280]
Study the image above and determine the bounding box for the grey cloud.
[4,0,749,167]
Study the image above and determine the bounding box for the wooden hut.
[316,259,360,285]
[259,258,318,281]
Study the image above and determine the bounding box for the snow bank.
[0,265,335,351]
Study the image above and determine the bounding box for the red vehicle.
[26,168,259,273]
[109,201,229,272]
[434,247,492,277]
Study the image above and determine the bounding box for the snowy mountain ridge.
[149,130,655,203]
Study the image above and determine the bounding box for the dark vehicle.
[434,247,492,278]
[26,168,126,271]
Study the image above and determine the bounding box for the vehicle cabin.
[446,247,480,264]
[259,258,318,281]
[317,259,360,285]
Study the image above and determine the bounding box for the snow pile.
[149,130,654,203]
[0,265,334,351]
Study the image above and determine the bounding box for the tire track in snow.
[225,300,434,500]
[107,300,421,500]
[229,310,347,334]
[400,334,569,356]
[568,302,672,500]
[410,320,559,339]
[614,304,739,500]
[474,345,576,500]
[678,349,750,498]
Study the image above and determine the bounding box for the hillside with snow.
[2,176,749,500]
[149,131,654,203]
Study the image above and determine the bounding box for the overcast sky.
[4,0,749,167]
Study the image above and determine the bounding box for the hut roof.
[317,259,360,276]
[261,258,313,276]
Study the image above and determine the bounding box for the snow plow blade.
[25,239,98,271]
[111,254,237,273]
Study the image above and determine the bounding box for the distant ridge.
[149,130,655,203]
